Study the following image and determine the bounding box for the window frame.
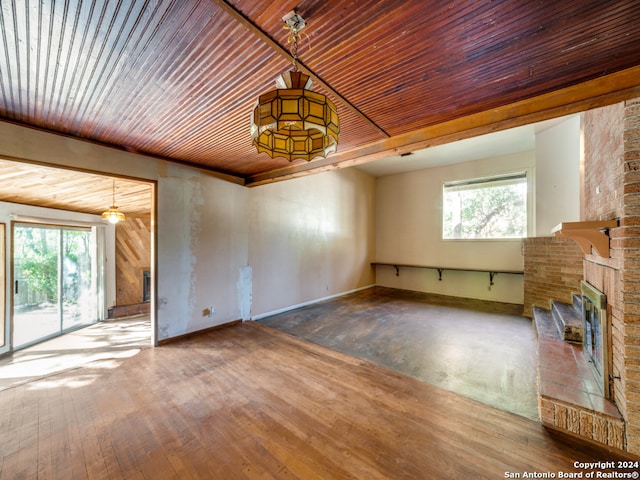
[441,169,533,241]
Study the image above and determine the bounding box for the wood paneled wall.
[116,215,151,307]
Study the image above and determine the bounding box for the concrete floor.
[258,287,539,420]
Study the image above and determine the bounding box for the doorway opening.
[0,159,155,358]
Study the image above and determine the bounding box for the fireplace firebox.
[143,270,151,302]
[581,281,610,399]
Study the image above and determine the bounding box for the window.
[442,172,528,239]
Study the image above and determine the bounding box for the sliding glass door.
[13,224,98,349]
[0,224,5,355]
[61,229,96,331]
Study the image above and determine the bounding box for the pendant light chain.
[284,12,306,72]
[291,29,299,72]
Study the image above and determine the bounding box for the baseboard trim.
[250,284,376,321]
[372,285,524,316]
[157,319,242,346]
[108,302,151,319]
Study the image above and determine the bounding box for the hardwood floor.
[0,316,151,391]
[0,320,635,479]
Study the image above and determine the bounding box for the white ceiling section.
[356,116,574,177]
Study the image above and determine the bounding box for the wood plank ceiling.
[0,0,640,205]
[0,159,152,217]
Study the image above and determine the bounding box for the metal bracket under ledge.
[371,263,523,287]
[551,220,618,258]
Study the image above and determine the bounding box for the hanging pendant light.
[102,181,125,224]
[250,12,340,162]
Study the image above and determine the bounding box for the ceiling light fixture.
[250,11,340,162]
[101,181,125,224]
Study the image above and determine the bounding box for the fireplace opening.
[581,281,610,399]
[143,270,151,302]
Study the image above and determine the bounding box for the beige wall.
[375,152,534,304]
[155,164,249,339]
[374,117,583,305]
[249,168,377,317]
[535,116,582,235]
[0,121,377,343]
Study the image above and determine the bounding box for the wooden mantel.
[551,220,618,257]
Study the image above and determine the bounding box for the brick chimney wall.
[618,97,640,454]
[524,99,640,454]
[582,98,640,454]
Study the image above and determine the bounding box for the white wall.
[375,152,534,304]
[535,116,581,234]
[249,168,376,317]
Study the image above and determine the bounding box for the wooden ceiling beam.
[244,65,640,187]
[211,0,390,138]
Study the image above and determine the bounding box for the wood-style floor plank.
[0,321,637,479]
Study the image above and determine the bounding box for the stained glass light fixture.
[250,12,339,162]
[101,181,125,224]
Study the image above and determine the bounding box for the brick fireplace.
[524,97,640,455]
[525,235,624,450]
